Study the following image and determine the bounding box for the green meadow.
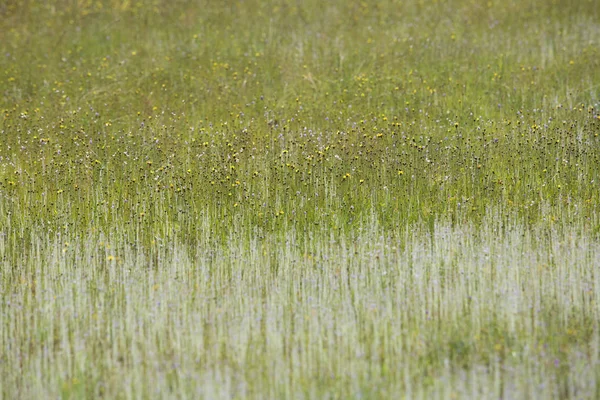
[1,0,599,398]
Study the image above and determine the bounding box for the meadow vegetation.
[1,0,599,398]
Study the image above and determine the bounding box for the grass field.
[1,0,600,398]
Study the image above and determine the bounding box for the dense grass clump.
[1,0,599,398]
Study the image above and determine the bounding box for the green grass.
[1,0,599,398]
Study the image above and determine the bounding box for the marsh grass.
[2,219,600,398]
[1,0,599,398]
